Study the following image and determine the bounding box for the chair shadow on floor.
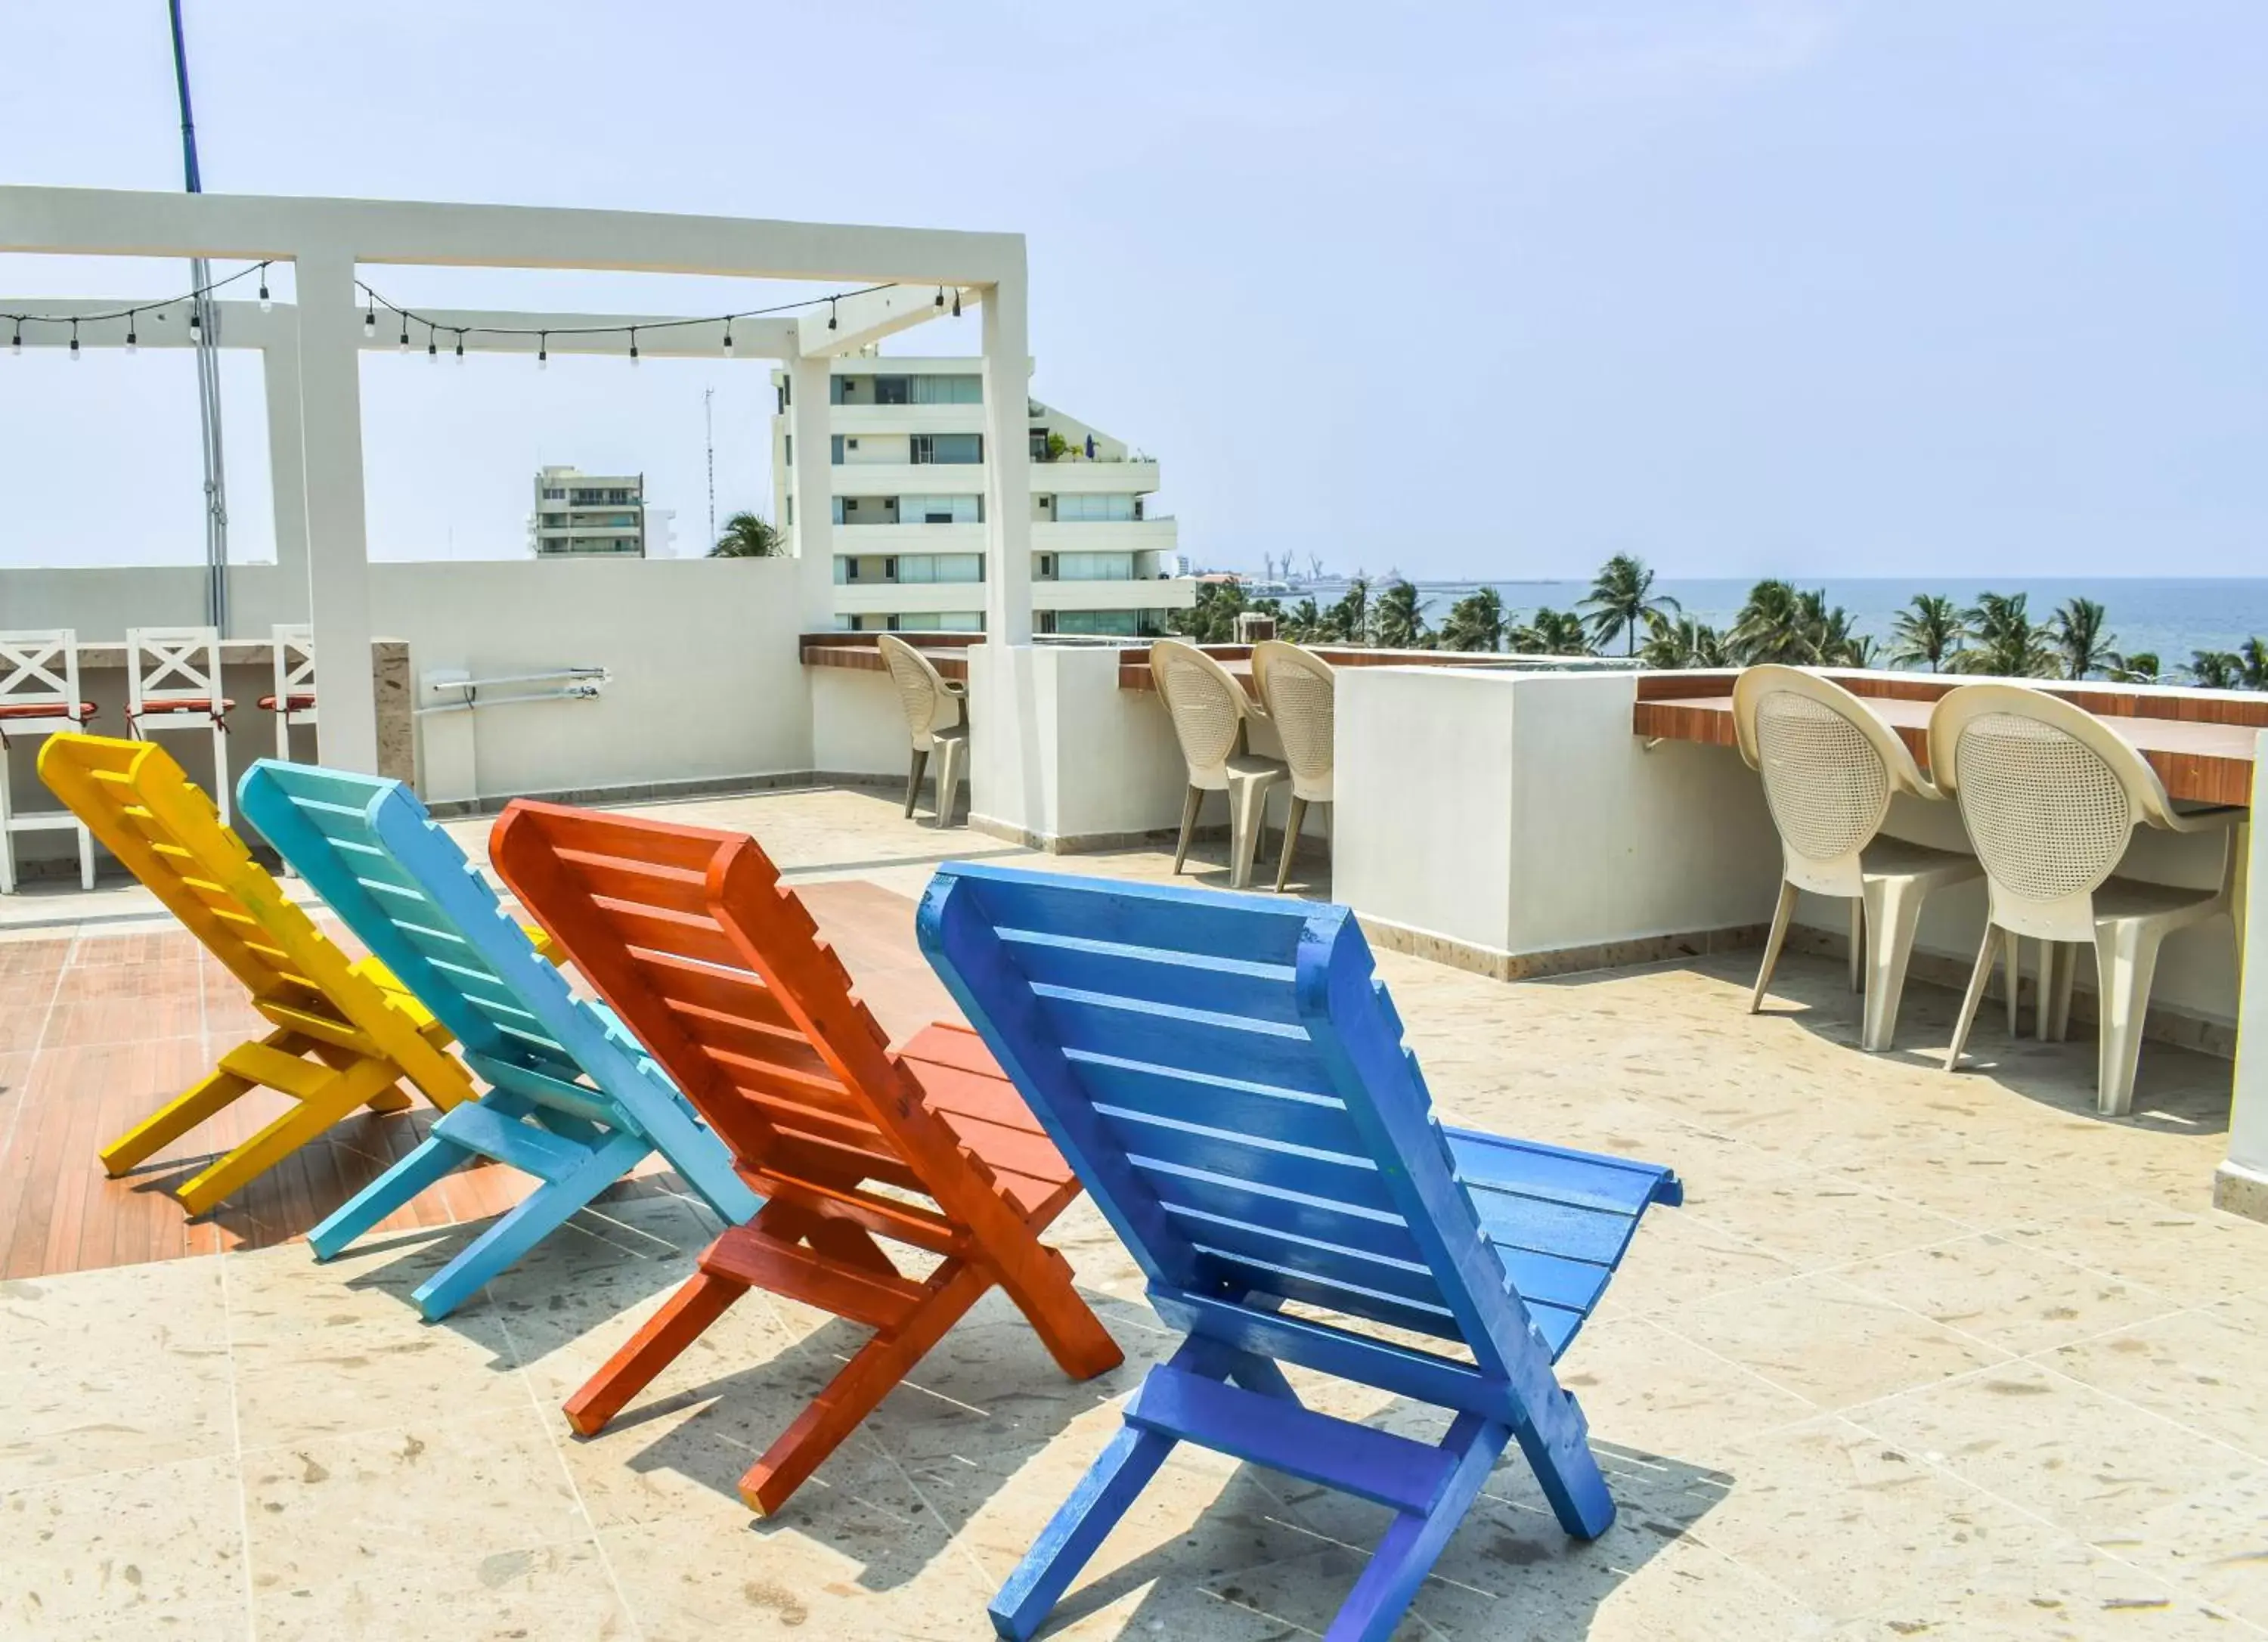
[1038,1427,1730,1639]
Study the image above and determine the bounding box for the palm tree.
[709,510,783,557]
[2189,650,2242,689]
[1330,576,1374,646]
[2239,636,2268,690]
[1579,553,1679,656]
[1954,592,2055,677]
[1282,597,1328,643]
[1726,581,1814,665]
[1799,590,1869,665]
[1509,607,1594,656]
[1374,580,1431,649]
[2046,596,2122,680]
[1887,594,1967,671]
[1439,587,1507,653]
[1637,612,1730,669]
[2110,652,2162,685]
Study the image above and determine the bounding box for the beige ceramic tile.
[0,1454,245,1640]
[2045,1293,2268,1462]
[253,1541,635,1642]
[1659,1273,2011,1413]
[2025,1204,2268,1312]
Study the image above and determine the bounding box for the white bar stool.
[261,624,318,758]
[0,629,101,892]
[125,625,236,826]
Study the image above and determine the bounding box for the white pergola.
[0,185,1036,771]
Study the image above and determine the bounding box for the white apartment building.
[528,466,648,558]
[769,355,1191,635]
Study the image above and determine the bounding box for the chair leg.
[933,733,966,829]
[903,748,928,818]
[1749,881,1800,1014]
[308,1128,479,1260]
[0,756,14,896]
[2036,942,2058,1043]
[565,1266,749,1435]
[2050,940,2078,1041]
[1226,774,1275,891]
[1860,877,1927,1052]
[1848,900,1864,993]
[175,1049,405,1216]
[2093,922,2164,1118]
[1275,796,1309,893]
[100,1058,258,1176]
[411,1129,654,1320]
[1171,785,1203,875]
[990,1241,1126,1383]
[76,822,96,891]
[210,721,231,830]
[1329,1414,1514,1642]
[989,1422,1179,1640]
[1945,924,2002,1073]
[2002,930,2022,1036]
[739,1259,993,1515]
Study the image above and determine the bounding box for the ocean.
[1280,578,2268,666]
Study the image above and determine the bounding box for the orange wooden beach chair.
[488,801,1125,1515]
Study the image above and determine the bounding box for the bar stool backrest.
[1251,641,1335,802]
[126,625,225,713]
[0,630,82,721]
[1734,665,1929,895]
[1148,638,1248,788]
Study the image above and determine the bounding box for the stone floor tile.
[1836,1233,2186,1357]
[253,1542,634,1642]
[239,1408,590,1594]
[1659,1272,2011,1412]
[2043,1293,2268,1462]
[1670,1166,1975,1274]
[2024,1204,2268,1311]
[0,1454,245,1639]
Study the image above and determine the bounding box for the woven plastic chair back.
[877,634,956,750]
[1752,689,1892,863]
[1253,641,1335,798]
[1149,640,1245,780]
[1951,711,2134,904]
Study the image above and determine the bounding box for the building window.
[830,434,844,464]
[910,433,981,465]
[1054,493,1138,522]
[1057,551,1136,581]
[1038,554,1056,580]
[541,488,565,500]
[875,375,910,404]
[900,494,980,525]
[912,374,981,404]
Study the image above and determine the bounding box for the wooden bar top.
[1634,672,2263,808]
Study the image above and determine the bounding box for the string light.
[427,323,438,361]
[721,319,733,353]
[628,327,640,367]
[454,329,465,363]
[364,296,376,335]
[951,288,961,318]
[188,305,201,338]
[827,297,838,331]
[257,262,271,311]
[125,313,138,354]
[8,321,19,355]
[397,313,410,353]
[68,319,80,361]
[538,331,548,370]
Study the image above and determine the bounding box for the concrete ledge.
[1358,916,1771,984]
[2213,1157,2268,1223]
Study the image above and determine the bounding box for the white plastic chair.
[1734,666,1983,1052]
[1149,639,1286,891]
[1928,683,2244,1115]
[0,629,99,892]
[877,634,968,828]
[262,623,317,759]
[125,625,235,826]
[1252,640,1334,891]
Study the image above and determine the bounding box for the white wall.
[1335,668,1782,962]
[811,664,926,779]
[0,556,812,808]
[2217,733,2266,1217]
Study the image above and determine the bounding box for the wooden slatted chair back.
[918,863,1551,1378]
[39,734,435,1059]
[488,801,993,1236]
[235,760,742,1219]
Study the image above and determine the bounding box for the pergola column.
[980,266,1033,643]
[293,248,380,772]
[790,355,836,630]
[260,324,310,615]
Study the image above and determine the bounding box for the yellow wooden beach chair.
[38,733,479,1214]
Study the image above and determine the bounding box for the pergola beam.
[798,283,972,359]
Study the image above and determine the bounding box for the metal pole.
[170,0,231,633]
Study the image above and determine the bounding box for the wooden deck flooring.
[0,879,956,1281]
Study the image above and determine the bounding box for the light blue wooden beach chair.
[236,761,759,1319]
[916,863,1682,1642]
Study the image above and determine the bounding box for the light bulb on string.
[827,298,837,331]
[454,330,465,364]
[538,333,548,370]
[722,320,734,354]
[950,289,961,318]
[188,305,201,339]
[258,263,272,312]
[936,287,946,309]
[125,313,138,355]
[629,327,640,367]
[364,297,376,336]
[9,321,20,355]
[427,324,438,362]
[397,314,410,354]
[69,319,80,361]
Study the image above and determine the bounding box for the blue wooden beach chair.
[236,761,759,1318]
[916,864,1682,1642]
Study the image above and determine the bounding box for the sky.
[1,0,2262,581]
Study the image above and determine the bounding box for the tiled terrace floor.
[2,786,2264,1640]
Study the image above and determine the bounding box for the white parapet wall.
[966,643,1191,847]
[2217,730,2268,1222]
[1334,668,1783,974]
